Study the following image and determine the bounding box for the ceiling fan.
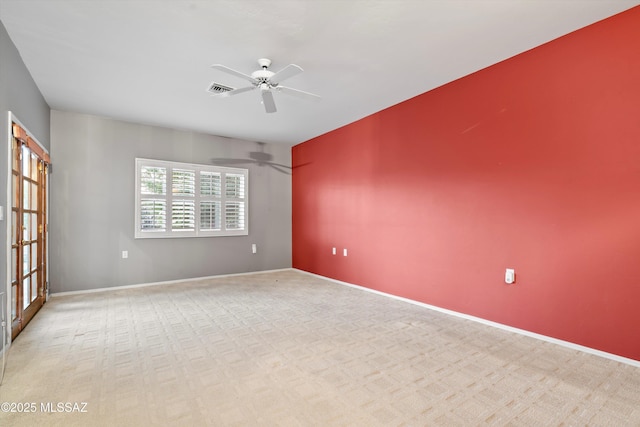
[210,142,293,174]
[208,58,321,113]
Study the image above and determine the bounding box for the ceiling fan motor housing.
[253,58,276,87]
[252,69,275,81]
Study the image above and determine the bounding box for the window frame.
[135,158,248,239]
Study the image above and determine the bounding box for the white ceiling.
[1,1,638,145]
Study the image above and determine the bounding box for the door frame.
[5,111,50,347]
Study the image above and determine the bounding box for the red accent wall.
[292,6,640,361]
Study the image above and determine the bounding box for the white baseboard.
[50,268,292,297]
[293,269,640,369]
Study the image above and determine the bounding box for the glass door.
[10,123,49,340]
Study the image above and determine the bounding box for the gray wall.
[0,22,50,148]
[0,20,50,352]
[50,110,292,293]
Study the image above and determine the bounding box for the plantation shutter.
[224,173,245,231]
[171,169,196,231]
[139,166,167,231]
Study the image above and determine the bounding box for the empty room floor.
[0,270,639,426]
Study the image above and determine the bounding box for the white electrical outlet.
[505,268,515,284]
[252,244,257,254]
[343,248,348,257]
[122,251,128,259]
[332,247,336,255]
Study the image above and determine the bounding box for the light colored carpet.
[0,269,639,426]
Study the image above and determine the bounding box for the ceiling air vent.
[207,82,235,94]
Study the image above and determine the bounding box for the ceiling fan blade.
[265,161,292,169]
[276,86,321,102]
[269,64,303,85]
[261,90,277,113]
[268,163,292,175]
[213,85,255,98]
[292,161,312,169]
[211,64,257,84]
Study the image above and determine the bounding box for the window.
[135,158,248,238]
